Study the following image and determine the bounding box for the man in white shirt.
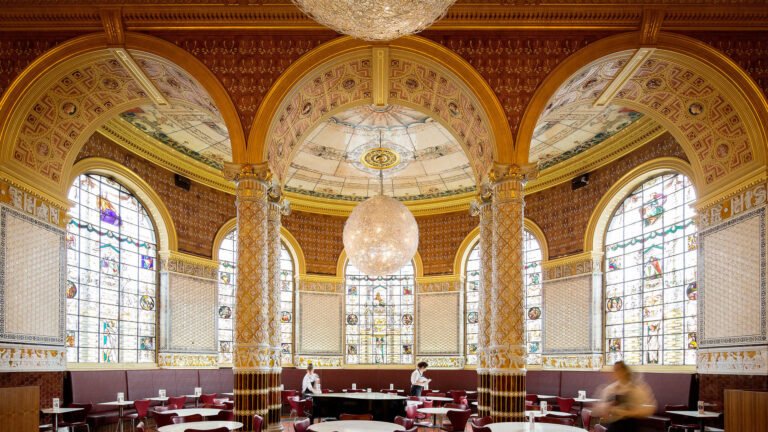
[594,361,657,432]
[302,364,320,397]
[410,361,431,396]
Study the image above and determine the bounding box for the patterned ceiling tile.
[284,104,475,201]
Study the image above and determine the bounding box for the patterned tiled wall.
[76,132,236,258]
[699,373,768,409]
[0,371,64,409]
[297,291,342,355]
[416,292,461,355]
[526,132,688,259]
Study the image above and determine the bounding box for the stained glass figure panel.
[345,262,414,365]
[66,174,157,363]
[604,173,697,366]
[217,230,296,365]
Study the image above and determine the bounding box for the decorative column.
[266,188,289,431]
[231,163,272,430]
[488,164,535,422]
[470,185,493,418]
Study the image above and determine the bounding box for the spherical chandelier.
[343,133,419,277]
[291,0,457,41]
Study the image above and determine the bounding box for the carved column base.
[489,373,526,422]
[268,369,283,431]
[235,370,272,430]
[476,369,491,418]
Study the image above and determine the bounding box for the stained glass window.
[604,173,697,366]
[66,174,157,363]
[218,230,296,365]
[464,230,543,365]
[345,262,415,365]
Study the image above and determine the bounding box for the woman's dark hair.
[417,361,428,369]
[613,360,632,379]
[307,363,314,372]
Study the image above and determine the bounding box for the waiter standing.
[302,364,320,398]
[410,361,431,396]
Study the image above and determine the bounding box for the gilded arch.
[518,32,768,197]
[247,36,514,183]
[0,32,244,203]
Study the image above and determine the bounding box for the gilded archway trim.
[0,31,244,203]
[452,218,549,276]
[517,31,768,195]
[583,156,696,254]
[69,157,178,253]
[247,35,513,173]
[212,217,307,277]
[336,248,424,279]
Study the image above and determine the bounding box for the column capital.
[469,183,493,217]
[223,162,272,183]
[488,162,538,185]
[267,186,291,219]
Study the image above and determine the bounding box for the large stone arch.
[247,36,514,184]
[0,32,244,203]
[517,32,768,199]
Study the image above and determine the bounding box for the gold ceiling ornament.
[290,0,456,41]
[361,147,400,170]
[343,131,418,276]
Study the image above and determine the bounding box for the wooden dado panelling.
[725,389,768,432]
[0,386,39,431]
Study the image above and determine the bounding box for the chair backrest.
[294,418,311,432]
[405,404,419,419]
[224,401,234,410]
[63,403,91,422]
[449,390,467,403]
[407,396,423,401]
[526,394,538,402]
[394,415,414,429]
[470,416,494,427]
[470,426,492,432]
[288,396,303,412]
[172,414,204,424]
[339,413,374,420]
[204,403,228,409]
[168,396,188,408]
[136,422,146,432]
[322,389,332,393]
[446,409,472,430]
[200,393,217,405]
[581,408,593,430]
[133,400,151,417]
[154,412,179,427]
[215,410,234,421]
[252,414,264,432]
[539,416,576,426]
[556,397,575,413]
[422,400,434,409]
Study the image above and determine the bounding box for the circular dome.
[343,194,419,276]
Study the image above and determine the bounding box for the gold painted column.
[266,190,289,431]
[232,163,272,430]
[488,164,535,422]
[470,186,493,419]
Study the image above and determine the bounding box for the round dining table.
[488,422,583,432]
[158,421,243,431]
[308,420,404,432]
[417,407,461,427]
[161,408,221,418]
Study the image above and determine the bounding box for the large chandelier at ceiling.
[343,133,419,276]
[291,0,456,41]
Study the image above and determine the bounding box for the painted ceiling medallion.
[291,0,456,41]
[361,147,400,170]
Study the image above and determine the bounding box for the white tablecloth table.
[666,410,721,432]
[161,408,221,418]
[308,420,403,432]
[158,420,243,431]
[149,396,169,406]
[525,410,573,418]
[417,407,461,427]
[41,407,83,432]
[488,422,584,432]
[98,401,134,432]
[185,394,202,407]
[425,396,453,402]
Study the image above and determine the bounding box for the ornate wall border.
[699,206,767,348]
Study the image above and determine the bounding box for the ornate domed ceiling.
[283,104,475,201]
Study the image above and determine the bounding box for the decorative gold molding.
[298,274,344,293]
[694,167,768,214]
[640,8,665,45]
[372,46,389,107]
[0,172,69,228]
[594,47,655,107]
[67,361,158,371]
[159,250,218,279]
[285,190,475,217]
[110,47,169,106]
[696,180,767,229]
[542,251,603,281]
[526,117,665,195]
[416,274,462,285]
[336,248,424,278]
[99,7,124,46]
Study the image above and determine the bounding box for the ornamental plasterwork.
[542,252,603,281]
[293,355,343,369]
[0,344,66,371]
[697,347,768,375]
[159,252,218,280]
[542,354,604,370]
[158,352,218,368]
[416,356,465,369]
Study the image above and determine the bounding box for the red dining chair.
[322,389,333,393]
[445,402,468,410]
[199,393,217,405]
[288,396,303,418]
[58,403,91,432]
[526,394,538,403]
[253,414,264,432]
[470,416,493,427]
[666,405,701,432]
[127,400,151,432]
[186,428,228,432]
[154,412,178,428]
[440,409,472,432]
[407,396,424,401]
[294,418,311,432]
[339,413,373,420]
[539,416,576,426]
[395,415,414,429]
[581,408,593,431]
[449,390,467,404]
[557,397,576,413]
[172,414,204,424]
[422,400,434,409]
[204,403,228,409]
[471,426,492,432]
[405,404,431,427]
[136,422,145,432]
[168,396,188,409]
[215,410,234,421]
[224,400,234,410]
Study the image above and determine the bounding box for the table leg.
[53,413,58,432]
[118,406,124,432]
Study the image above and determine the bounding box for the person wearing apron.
[410,361,430,396]
[302,364,320,398]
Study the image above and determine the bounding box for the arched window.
[217,230,296,365]
[604,173,697,366]
[345,261,415,365]
[465,229,543,365]
[66,174,158,363]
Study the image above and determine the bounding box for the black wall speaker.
[572,173,590,190]
[174,174,191,191]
